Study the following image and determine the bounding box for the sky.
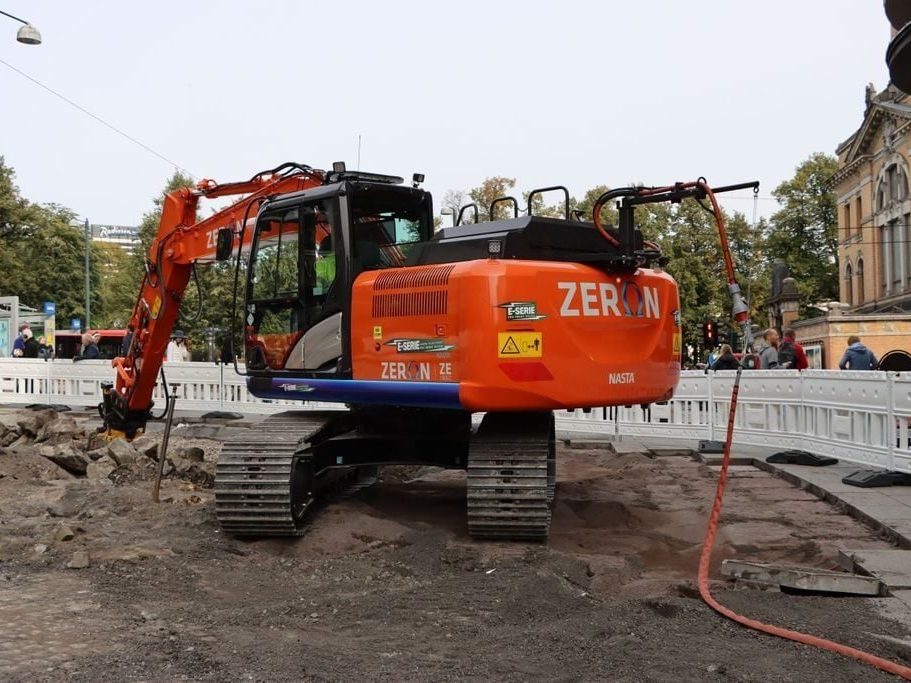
[0,1,893,227]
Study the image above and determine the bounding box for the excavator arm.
[101,162,324,436]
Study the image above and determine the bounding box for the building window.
[857,258,865,304]
[845,262,853,305]
[882,223,891,294]
[843,203,851,239]
[892,219,903,290]
[855,196,862,234]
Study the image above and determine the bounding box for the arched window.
[845,262,854,306]
[856,258,865,304]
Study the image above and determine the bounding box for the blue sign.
[43,301,56,316]
[70,318,81,331]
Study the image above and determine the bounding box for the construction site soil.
[1,408,910,681]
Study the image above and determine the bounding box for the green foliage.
[468,176,516,221]
[765,153,839,316]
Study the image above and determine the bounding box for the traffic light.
[702,320,717,348]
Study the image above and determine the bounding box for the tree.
[765,153,839,316]
[468,176,516,222]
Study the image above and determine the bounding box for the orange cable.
[698,350,911,680]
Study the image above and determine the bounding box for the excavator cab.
[243,176,433,377]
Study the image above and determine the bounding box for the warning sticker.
[150,295,162,319]
[672,332,682,355]
[373,325,383,340]
[497,332,542,358]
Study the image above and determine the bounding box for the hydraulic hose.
[696,179,911,680]
[701,367,911,680]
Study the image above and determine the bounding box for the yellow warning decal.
[497,332,542,358]
[150,295,162,319]
[373,325,383,340]
[672,332,682,355]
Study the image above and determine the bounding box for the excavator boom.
[102,163,323,435]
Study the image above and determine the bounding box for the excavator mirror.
[214,228,234,261]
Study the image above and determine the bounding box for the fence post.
[219,361,225,411]
[887,372,896,472]
[707,372,715,442]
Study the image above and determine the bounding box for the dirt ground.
[1,408,911,681]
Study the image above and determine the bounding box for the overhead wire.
[0,56,195,179]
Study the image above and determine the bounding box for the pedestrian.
[11,324,29,357]
[838,335,878,370]
[777,329,809,370]
[121,323,134,356]
[37,336,53,360]
[759,328,780,369]
[167,331,188,362]
[711,344,740,370]
[81,332,100,359]
[21,328,39,358]
[220,339,233,365]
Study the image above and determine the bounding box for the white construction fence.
[0,359,908,475]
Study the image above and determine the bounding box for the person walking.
[838,335,878,370]
[759,329,780,369]
[777,329,809,370]
[711,344,740,370]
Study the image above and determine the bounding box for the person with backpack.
[838,335,878,370]
[711,344,740,370]
[778,328,809,370]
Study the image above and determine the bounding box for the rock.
[9,433,33,448]
[35,415,78,444]
[54,525,76,542]
[1,431,18,447]
[47,489,84,518]
[86,455,117,481]
[34,543,48,554]
[0,413,20,437]
[177,446,206,462]
[42,445,90,476]
[107,439,138,466]
[85,431,106,452]
[130,436,159,460]
[18,410,55,437]
[66,550,90,569]
[85,447,108,461]
[169,457,214,487]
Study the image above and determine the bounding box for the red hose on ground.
[700,367,911,680]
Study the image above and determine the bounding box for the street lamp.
[0,9,41,45]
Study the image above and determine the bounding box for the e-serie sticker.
[384,338,455,354]
[497,332,542,358]
[497,301,547,321]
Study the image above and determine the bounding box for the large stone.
[0,413,20,437]
[169,457,214,487]
[66,550,90,569]
[85,447,108,461]
[85,431,107,452]
[9,433,33,448]
[35,415,78,444]
[41,445,90,475]
[130,436,159,460]
[0,431,18,447]
[86,455,117,481]
[107,439,138,466]
[17,409,55,437]
[177,446,205,463]
[54,525,76,542]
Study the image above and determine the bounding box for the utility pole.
[84,218,91,329]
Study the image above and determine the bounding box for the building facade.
[91,224,140,254]
[833,84,911,312]
[790,84,911,368]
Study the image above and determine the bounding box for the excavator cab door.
[245,197,344,374]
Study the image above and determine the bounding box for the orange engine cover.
[351,259,681,412]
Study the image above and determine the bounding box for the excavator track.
[467,412,555,540]
[214,411,342,537]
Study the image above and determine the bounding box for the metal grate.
[373,264,456,291]
[372,290,448,317]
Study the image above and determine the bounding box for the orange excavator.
[101,161,755,539]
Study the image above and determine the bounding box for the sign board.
[70,318,82,332]
[43,301,56,316]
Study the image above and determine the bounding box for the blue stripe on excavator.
[248,377,463,409]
